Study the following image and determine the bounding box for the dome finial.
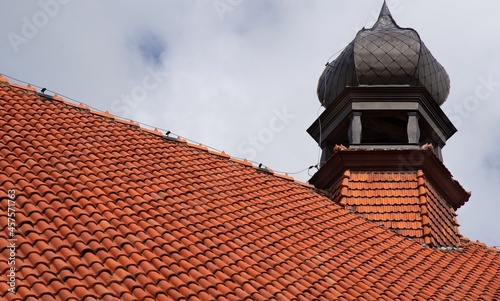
[317,0,450,107]
[372,0,399,29]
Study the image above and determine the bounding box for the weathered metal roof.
[318,1,450,107]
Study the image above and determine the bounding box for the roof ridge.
[1,75,313,189]
[460,237,500,253]
[417,170,432,246]
[339,170,351,206]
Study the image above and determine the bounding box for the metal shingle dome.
[318,2,450,107]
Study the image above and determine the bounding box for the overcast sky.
[1,0,499,246]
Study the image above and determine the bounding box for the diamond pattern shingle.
[1,80,500,300]
[354,30,420,86]
[415,42,451,105]
[317,2,450,107]
[317,41,358,108]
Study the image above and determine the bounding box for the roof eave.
[309,148,470,209]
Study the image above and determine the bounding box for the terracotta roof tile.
[327,170,462,247]
[0,81,499,300]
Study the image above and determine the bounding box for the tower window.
[361,112,408,144]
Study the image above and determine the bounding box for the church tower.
[308,2,470,248]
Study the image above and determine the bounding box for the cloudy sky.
[1,0,499,246]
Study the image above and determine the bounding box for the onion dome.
[318,1,450,107]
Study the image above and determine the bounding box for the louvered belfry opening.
[308,2,470,248]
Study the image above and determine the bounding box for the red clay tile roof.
[1,79,500,300]
[329,170,461,247]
